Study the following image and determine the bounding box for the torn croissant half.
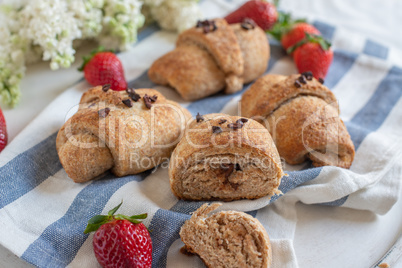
[56,86,191,183]
[241,74,355,168]
[180,203,272,268]
[148,18,270,100]
[169,113,284,201]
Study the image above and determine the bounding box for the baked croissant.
[180,203,272,268]
[148,18,270,101]
[241,73,355,168]
[169,113,284,201]
[56,86,191,183]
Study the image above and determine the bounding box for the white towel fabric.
[0,0,401,267]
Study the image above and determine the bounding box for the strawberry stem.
[78,46,115,72]
[84,201,148,234]
[267,11,306,41]
[287,32,331,54]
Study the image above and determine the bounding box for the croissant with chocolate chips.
[56,86,191,183]
[169,113,284,201]
[148,18,270,101]
[241,73,355,168]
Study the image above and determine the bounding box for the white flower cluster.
[144,0,202,33]
[0,0,202,106]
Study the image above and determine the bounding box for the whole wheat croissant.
[180,203,272,268]
[148,18,270,101]
[241,73,355,168]
[56,86,191,183]
[169,113,284,201]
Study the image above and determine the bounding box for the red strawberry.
[291,34,333,79]
[281,23,320,51]
[79,47,127,91]
[0,108,7,153]
[84,202,152,268]
[224,0,278,30]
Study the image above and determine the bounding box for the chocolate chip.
[298,75,307,84]
[227,122,243,130]
[212,126,222,134]
[221,164,234,179]
[196,20,217,34]
[88,102,96,108]
[236,118,248,124]
[196,20,203,28]
[235,163,242,171]
[196,113,204,123]
[126,88,134,94]
[318,77,325,84]
[98,108,110,118]
[149,95,158,102]
[122,99,132,107]
[218,119,227,124]
[102,84,111,92]
[241,18,256,30]
[143,94,155,109]
[126,88,141,102]
[301,71,313,80]
[131,93,141,102]
[294,80,302,88]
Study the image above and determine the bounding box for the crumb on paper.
[378,262,390,268]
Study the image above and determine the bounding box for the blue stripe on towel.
[150,201,205,268]
[325,50,358,89]
[347,66,402,149]
[312,20,336,41]
[0,132,61,209]
[128,69,157,89]
[324,66,402,207]
[21,171,150,267]
[270,168,323,203]
[363,39,389,60]
[267,42,287,73]
[137,23,160,43]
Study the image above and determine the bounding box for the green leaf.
[84,215,110,234]
[266,11,294,41]
[108,201,123,216]
[129,213,148,220]
[287,37,308,54]
[84,222,106,234]
[88,215,110,225]
[115,214,142,224]
[287,32,331,54]
[77,46,114,72]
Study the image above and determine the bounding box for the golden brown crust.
[241,74,355,168]
[148,19,270,100]
[230,24,270,84]
[241,74,338,121]
[56,86,192,183]
[148,45,226,101]
[177,18,244,77]
[180,203,272,268]
[169,113,284,201]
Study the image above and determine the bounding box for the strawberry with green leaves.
[280,22,320,51]
[79,47,127,91]
[224,0,278,30]
[289,33,333,80]
[85,202,152,268]
[0,107,7,153]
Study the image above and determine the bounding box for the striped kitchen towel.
[0,0,401,267]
